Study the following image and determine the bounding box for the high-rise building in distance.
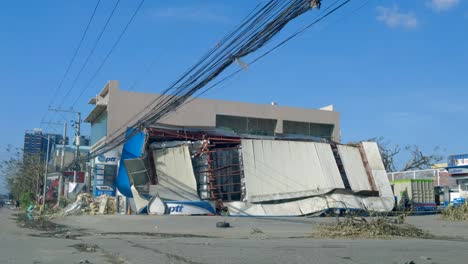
[23,128,68,160]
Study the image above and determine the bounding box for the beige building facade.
[85,81,341,151]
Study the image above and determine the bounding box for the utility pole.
[57,122,67,205]
[41,120,68,207]
[73,112,81,183]
[48,108,82,181]
[42,135,50,210]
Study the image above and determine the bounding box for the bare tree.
[367,138,442,172]
[401,145,443,171]
[0,146,45,201]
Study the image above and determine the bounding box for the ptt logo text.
[97,155,117,163]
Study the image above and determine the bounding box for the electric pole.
[42,135,50,210]
[58,122,67,205]
[48,108,82,177]
[74,112,81,172]
[41,120,68,207]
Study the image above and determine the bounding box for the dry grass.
[441,203,468,221]
[314,215,432,239]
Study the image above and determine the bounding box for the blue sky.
[0,0,467,193]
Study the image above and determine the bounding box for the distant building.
[446,154,468,191]
[51,145,90,172]
[23,128,68,160]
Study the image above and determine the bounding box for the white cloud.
[376,5,418,29]
[426,0,460,12]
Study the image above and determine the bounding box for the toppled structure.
[228,140,393,216]
[116,126,393,216]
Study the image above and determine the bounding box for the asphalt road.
[1,207,468,264]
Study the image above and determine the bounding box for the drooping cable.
[85,0,348,161]
[40,0,102,124]
[55,0,123,109]
[71,0,146,107]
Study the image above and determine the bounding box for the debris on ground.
[441,203,468,221]
[250,228,264,235]
[70,243,100,253]
[313,215,432,239]
[249,227,268,240]
[49,193,115,218]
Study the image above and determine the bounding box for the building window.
[91,112,108,145]
[283,120,334,140]
[216,115,277,136]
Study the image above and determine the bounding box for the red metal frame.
[146,126,245,202]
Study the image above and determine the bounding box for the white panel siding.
[315,143,345,188]
[226,141,395,216]
[153,145,199,200]
[361,142,394,198]
[337,145,372,192]
[242,139,343,202]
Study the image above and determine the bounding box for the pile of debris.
[51,193,116,218]
[441,203,468,221]
[94,194,116,215]
[314,215,432,239]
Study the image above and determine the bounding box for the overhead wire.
[40,0,102,124]
[86,0,269,146]
[82,0,354,162]
[126,1,266,93]
[74,0,295,162]
[135,0,300,123]
[83,1,305,158]
[183,0,345,106]
[71,0,147,107]
[143,0,361,109]
[60,0,147,170]
[138,0,342,126]
[55,0,123,109]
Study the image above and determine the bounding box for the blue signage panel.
[93,150,118,197]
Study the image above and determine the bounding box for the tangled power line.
[79,0,354,164]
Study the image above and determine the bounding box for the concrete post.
[57,122,67,206]
[42,135,50,210]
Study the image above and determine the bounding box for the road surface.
[1,207,468,263]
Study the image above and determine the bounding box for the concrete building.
[446,154,468,191]
[85,81,341,151]
[82,81,397,216]
[23,128,68,161]
[51,145,91,172]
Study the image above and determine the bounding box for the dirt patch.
[70,243,99,253]
[16,213,65,231]
[313,216,433,239]
[15,213,87,239]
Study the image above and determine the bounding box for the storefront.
[446,154,468,191]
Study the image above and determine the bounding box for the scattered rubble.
[70,243,100,253]
[441,203,468,221]
[250,227,268,240]
[49,193,116,218]
[314,215,432,239]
